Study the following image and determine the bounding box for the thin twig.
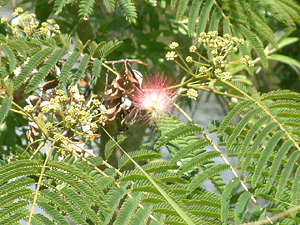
[242,205,300,225]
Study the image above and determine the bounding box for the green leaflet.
[188,164,230,193]
[275,150,300,199]
[176,0,189,20]
[238,24,269,68]
[154,124,203,150]
[79,0,96,19]
[0,95,12,124]
[196,0,214,37]
[252,130,285,186]
[0,44,16,73]
[58,51,80,89]
[170,139,211,165]
[177,150,221,175]
[188,0,203,35]
[92,58,102,84]
[25,47,67,93]
[14,48,54,90]
[264,140,294,192]
[234,192,251,224]
[72,53,90,85]
[218,100,254,135]
[221,178,240,224]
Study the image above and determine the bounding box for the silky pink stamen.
[130,74,174,124]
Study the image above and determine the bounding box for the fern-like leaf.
[234,192,251,224]
[155,124,203,150]
[72,53,90,85]
[25,47,67,93]
[0,44,16,73]
[275,150,300,198]
[13,48,54,90]
[196,0,214,37]
[188,164,230,192]
[251,130,285,186]
[221,178,240,224]
[58,51,80,89]
[92,58,102,84]
[118,0,137,23]
[79,0,95,20]
[188,0,203,35]
[0,95,12,124]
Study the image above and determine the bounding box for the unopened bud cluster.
[1,8,60,37]
[168,31,255,82]
[25,89,107,144]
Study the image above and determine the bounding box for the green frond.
[103,0,115,11]
[6,40,28,59]
[209,7,222,31]
[0,177,35,196]
[99,40,123,58]
[118,0,137,23]
[176,0,189,20]
[218,100,254,135]
[170,139,210,164]
[238,24,268,68]
[103,186,128,224]
[188,164,230,192]
[171,0,178,9]
[188,0,203,35]
[92,58,102,84]
[48,161,105,197]
[54,0,67,15]
[0,212,27,224]
[141,161,176,173]
[58,51,80,89]
[13,48,53,89]
[226,107,262,151]
[154,124,203,150]
[234,192,251,224]
[177,150,221,175]
[0,44,16,73]
[104,134,127,159]
[40,189,88,225]
[72,53,90,85]
[0,95,12,124]
[44,169,107,210]
[261,90,300,100]
[34,198,69,225]
[275,150,300,199]
[264,140,293,192]
[24,47,67,93]
[291,167,300,206]
[237,115,270,164]
[131,202,152,225]
[0,187,33,207]
[32,213,56,225]
[268,54,300,71]
[241,122,277,172]
[114,192,141,225]
[251,130,285,186]
[79,0,95,20]
[0,200,29,218]
[221,178,240,224]
[60,187,103,224]
[195,0,214,37]
[119,149,161,168]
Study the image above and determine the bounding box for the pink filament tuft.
[130,74,174,124]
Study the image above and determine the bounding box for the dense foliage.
[0,0,300,224]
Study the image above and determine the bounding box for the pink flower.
[130,74,175,124]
